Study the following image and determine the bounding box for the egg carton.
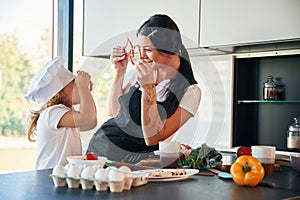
[50,164,149,192]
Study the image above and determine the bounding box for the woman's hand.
[136,59,156,86]
[110,46,128,74]
[107,46,129,117]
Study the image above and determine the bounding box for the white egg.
[81,166,96,180]
[52,165,66,177]
[105,166,117,173]
[67,165,82,179]
[64,163,71,171]
[108,168,124,182]
[106,166,117,170]
[119,166,131,172]
[95,168,108,181]
[119,166,132,177]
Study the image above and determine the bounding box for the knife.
[106,160,157,170]
[208,168,232,179]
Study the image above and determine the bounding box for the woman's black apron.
[87,83,180,162]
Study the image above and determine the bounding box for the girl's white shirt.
[123,69,201,116]
[35,104,82,170]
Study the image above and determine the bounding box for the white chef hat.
[25,56,75,106]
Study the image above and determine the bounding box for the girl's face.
[63,80,80,105]
[71,81,80,105]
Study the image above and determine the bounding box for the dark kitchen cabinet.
[232,54,300,151]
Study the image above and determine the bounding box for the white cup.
[159,141,180,153]
[159,141,180,168]
[251,145,276,176]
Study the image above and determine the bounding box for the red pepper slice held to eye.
[124,38,141,65]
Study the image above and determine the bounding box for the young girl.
[25,56,97,169]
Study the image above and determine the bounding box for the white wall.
[172,54,234,149]
[83,0,199,56]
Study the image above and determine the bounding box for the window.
[0,0,52,173]
[0,0,112,172]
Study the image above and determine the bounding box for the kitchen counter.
[0,166,299,200]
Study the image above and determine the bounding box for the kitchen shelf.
[233,54,300,151]
[237,100,300,104]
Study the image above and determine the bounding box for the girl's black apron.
[87,83,180,162]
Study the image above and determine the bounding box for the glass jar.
[275,77,285,101]
[263,75,277,100]
[287,117,300,149]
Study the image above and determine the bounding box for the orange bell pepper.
[230,155,265,187]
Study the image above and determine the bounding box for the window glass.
[0,0,52,173]
[73,0,113,150]
[0,0,115,173]
[73,0,113,148]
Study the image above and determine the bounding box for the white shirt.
[35,104,82,169]
[123,69,201,116]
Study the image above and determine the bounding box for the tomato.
[180,144,192,150]
[230,155,265,187]
[179,152,185,160]
[180,144,193,159]
[237,146,252,157]
[84,152,98,160]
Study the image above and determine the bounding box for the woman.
[88,14,201,162]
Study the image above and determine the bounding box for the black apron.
[87,83,180,162]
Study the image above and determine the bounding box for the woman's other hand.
[107,46,130,117]
[136,59,156,86]
[110,46,128,74]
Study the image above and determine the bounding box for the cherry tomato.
[179,152,185,160]
[181,144,192,150]
[237,146,252,157]
[84,152,98,160]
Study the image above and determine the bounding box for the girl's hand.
[136,59,156,86]
[75,71,91,89]
[110,46,128,73]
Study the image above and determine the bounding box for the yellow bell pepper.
[230,155,265,187]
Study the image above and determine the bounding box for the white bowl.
[67,156,107,167]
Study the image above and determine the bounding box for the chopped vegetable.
[84,152,98,160]
[178,143,222,170]
[124,38,141,65]
[179,144,193,161]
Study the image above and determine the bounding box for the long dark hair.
[137,14,197,117]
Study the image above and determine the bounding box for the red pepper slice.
[124,38,141,65]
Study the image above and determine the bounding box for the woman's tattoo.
[142,84,163,136]
[143,84,156,105]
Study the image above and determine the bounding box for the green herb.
[178,143,222,170]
